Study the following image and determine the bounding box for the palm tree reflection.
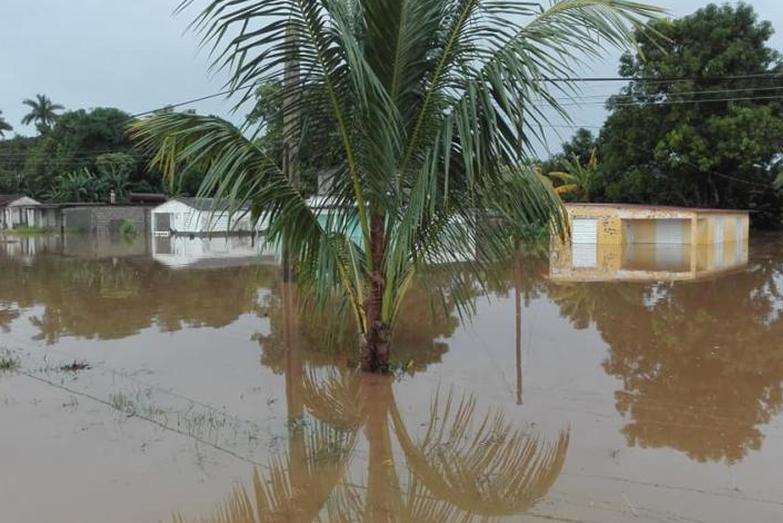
[173,369,569,522]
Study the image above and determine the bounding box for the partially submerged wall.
[63,206,152,235]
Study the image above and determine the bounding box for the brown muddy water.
[1,233,783,522]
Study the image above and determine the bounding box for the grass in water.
[0,352,20,372]
[58,360,91,372]
[4,227,51,236]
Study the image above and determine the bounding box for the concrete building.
[550,203,750,281]
[150,198,266,236]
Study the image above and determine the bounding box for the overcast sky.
[1,0,781,157]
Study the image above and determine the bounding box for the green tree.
[21,94,64,134]
[0,110,12,138]
[0,136,36,193]
[132,0,661,372]
[23,107,155,198]
[593,3,783,226]
[544,128,597,172]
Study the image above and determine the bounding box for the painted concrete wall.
[694,213,749,245]
[566,206,625,245]
[564,205,749,247]
[151,200,262,234]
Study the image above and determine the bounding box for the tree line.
[543,3,783,228]
[0,97,210,202]
[3,5,779,224]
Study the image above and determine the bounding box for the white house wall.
[151,200,265,234]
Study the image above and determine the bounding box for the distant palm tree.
[0,110,12,138]
[21,94,64,133]
[547,148,599,202]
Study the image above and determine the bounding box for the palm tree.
[21,94,64,133]
[0,110,12,138]
[131,0,661,372]
[547,148,599,202]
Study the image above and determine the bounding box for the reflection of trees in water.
[255,265,489,375]
[173,370,568,523]
[0,256,278,343]
[549,245,783,463]
[205,273,568,523]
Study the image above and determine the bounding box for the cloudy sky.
[1,0,781,157]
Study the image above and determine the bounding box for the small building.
[551,203,750,281]
[150,198,266,236]
[27,204,62,230]
[0,195,45,229]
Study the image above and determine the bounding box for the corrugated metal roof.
[0,194,24,207]
[174,197,250,212]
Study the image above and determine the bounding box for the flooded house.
[150,197,267,236]
[551,203,750,281]
[0,195,60,230]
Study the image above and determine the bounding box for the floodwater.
[1,233,783,522]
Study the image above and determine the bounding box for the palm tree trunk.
[362,213,391,372]
[515,257,523,405]
[282,24,300,283]
[361,375,399,521]
[281,282,309,496]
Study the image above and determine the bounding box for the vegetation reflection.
[172,280,568,522]
[172,370,568,522]
[549,241,783,463]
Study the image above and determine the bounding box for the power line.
[129,88,236,118]
[548,85,783,102]
[123,74,780,118]
[1,89,779,161]
[556,94,783,108]
[541,124,776,190]
[536,73,782,83]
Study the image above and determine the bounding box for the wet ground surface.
[1,233,783,522]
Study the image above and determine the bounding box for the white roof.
[7,196,41,207]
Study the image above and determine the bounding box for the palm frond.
[302,367,366,430]
[392,390,571,517]
[170,417,358,523]
[129,112,367,322]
